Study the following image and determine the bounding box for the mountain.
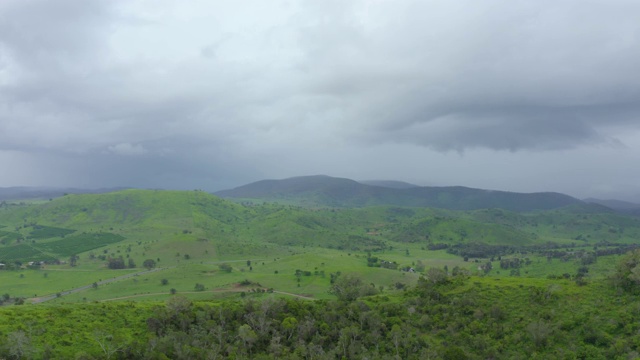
[0,186,129,201]
[584,198,640,217]
[357,180,420,189]
[215,175,583,212]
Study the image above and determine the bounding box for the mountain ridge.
[215,175,583,212]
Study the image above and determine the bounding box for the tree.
[237,324,258,354]
[329,273,378,302]
[93,330,124,359]
[69,254,78,267]
[161,278,169,286]
[612,249,640,293]
[426,267,449,285]
[281,317,298,341]
[143,259,157,270]
[194,283,205,291]
[219,263,232,273]
[128,258,136,268]
[527,320,552,348]
[107,257,125,269]
[7,331,32,359]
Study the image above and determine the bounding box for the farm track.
[28,265,315,304]
[29,267,167,304]
[100,289,315,302]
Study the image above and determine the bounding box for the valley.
[2,177,640,358]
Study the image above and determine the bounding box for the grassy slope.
[0,189,639,303]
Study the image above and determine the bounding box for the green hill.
[216,175,583,212]
[1,188,640,307]
[1,190,640,359]
[2,189,638,265]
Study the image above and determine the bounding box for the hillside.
[357,179,420,189]
[216,175,583,212]
[585,198,640,217]
[2,188,640,308]
[0,189,251,264]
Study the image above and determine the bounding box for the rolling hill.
[215,175,583,212]
[2,188,637,264]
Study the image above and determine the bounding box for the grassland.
[1,189,640,359]
[0,189,638,305]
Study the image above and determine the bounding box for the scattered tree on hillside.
[219,263,232,273]
[143,259,157,270]
[107,257,125,269]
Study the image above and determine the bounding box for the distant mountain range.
[358,180,420,189]
[0,187,128,201]
[584,198,640,216]
[5,178,638,215]
[215,175,584,212]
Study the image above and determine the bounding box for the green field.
[33,232,125,257]
[0,189,637,304]
[0,189,639,358]
[28,225,76,239]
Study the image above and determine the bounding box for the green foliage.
[107,256,126,269]
[28,225,75,239]
[0,230,22,245]
[329,273,379,301]
[0,244,56,263]
[218,263,232,273]
[611,249,640,293]
[33,232,124,257]
[2,255,640,358]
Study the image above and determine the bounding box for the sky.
[1,0,640,201]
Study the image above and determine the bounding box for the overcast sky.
[1,0,640,200]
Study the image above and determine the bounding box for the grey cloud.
[293,0,640,151]
[1,0,639,197]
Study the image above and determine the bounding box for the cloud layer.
[1,0,639,198]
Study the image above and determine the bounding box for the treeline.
[137,269,640,359]
[431,241,639,264]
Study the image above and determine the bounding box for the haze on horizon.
[1,0,640,201]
